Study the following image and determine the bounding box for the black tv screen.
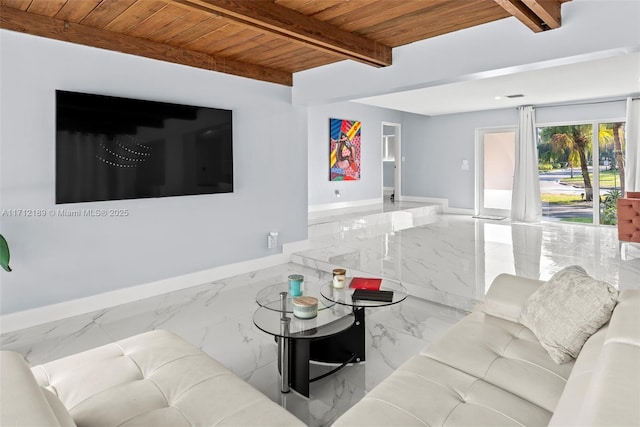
[56,90,233,204]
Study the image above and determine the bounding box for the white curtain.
[626,97,640,192]
[511,106,542,222]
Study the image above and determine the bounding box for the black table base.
[285,307,365,397]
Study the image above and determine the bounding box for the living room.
[1,0,639,425]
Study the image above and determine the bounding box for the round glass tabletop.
[256,281,336,313]
[253,299,354,339]
[320,278,408,308]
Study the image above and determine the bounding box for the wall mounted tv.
[56,90,233,204]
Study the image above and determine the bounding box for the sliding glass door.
[537,124,594,223]
[537,121,625,224]
[598,122,626,225]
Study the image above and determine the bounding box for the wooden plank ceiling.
[0,0,570,86]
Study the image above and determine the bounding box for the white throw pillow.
[520,265,618,364]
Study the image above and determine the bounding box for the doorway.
[536,121,626,225]
[476,128,516,217]
[382,122,401,202]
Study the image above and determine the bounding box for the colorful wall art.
[329,118,361,181]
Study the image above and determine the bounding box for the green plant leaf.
[0,234,12,272]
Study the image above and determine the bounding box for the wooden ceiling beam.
[168,0,392,68]
[494,0,546,32]
[522,0,562,29]
[0,6,292,86]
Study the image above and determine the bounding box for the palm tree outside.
[537,122,626,224]
[540,125,594,200]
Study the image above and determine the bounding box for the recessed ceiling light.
[494,96,503,100]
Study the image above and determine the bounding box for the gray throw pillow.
[520,265,618,364]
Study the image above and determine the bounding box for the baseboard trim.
[308,198,381,213]
[283,238,312,254]
[399,196,473,215]
[0,239,309,333]
[447,207,475,215]
[399,196,448,207]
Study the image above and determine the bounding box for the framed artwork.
[329,118,361,181]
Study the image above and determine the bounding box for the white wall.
[0,31,307,315]
[293,0,640,105]
[307,102,402,206]
[402,109,517,209]
[484,132,516,191]
[383,161,394,188]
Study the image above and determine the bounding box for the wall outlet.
[268,231,278,249]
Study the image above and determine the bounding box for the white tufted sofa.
[0,329,304,426]
[334,273,640,426]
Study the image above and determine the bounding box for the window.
[598,122,626,225]
[537,121,625,224]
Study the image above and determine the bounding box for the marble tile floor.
[298,207,640,311]
[2,204,640,426]
[0,262,467,426]
[308,200,440,226]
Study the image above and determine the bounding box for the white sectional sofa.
[334,272,640,426]
[2,271,638,427]
[0,330,304,427]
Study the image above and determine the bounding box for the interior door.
[382,122,401,201]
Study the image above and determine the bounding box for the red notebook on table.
[349,277,382,291]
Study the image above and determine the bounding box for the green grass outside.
[540,193,583,204]
[559,170,622,189]
[561,217,593,223]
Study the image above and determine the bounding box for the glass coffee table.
[256,281,335,311]
[254,291,354,397]
[253,278,408,397]
[319,278,408,384]
[319,279,409,307]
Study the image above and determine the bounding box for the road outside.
[539,166,619,222]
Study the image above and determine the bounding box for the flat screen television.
[56,90,233,204]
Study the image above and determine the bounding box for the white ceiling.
[353,52,640,116]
